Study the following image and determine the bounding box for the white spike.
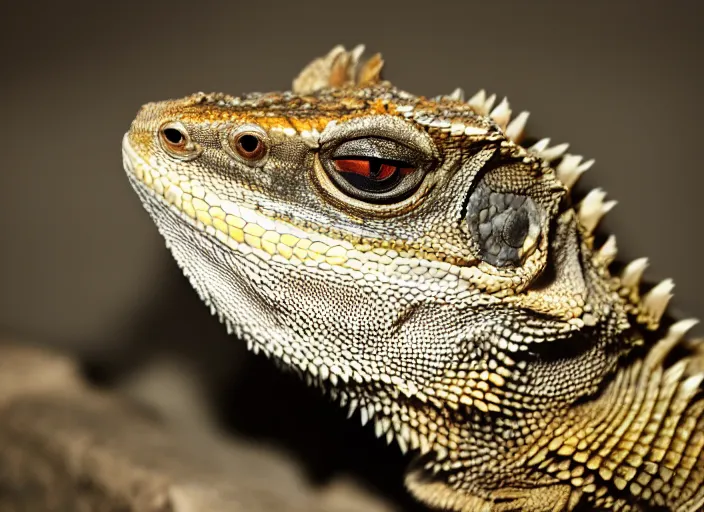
[670,317,699,339]
[448,87,464,101]
[482,93,497,115]
[396,434,408,454]
[578,188,617,234]
[360,405,369,425]
[381,417,391,435]
[598,234,618,264]
[642,278,675,323]
[681,373,704,394]
[539,142,570,162]
[489,97,512,130]
[349,44,365,70]
[505,111,529,143]
[419,434,431,455]
[647,318,698,369]
[385,428,394,445]
[556,154,594,190]
[530,138,551,153]
[621,257,649,288]
[374,419,384,438]
[409,429,420,450]
[467,89,486,110]
[347,398,358,418]
[329,388,338,401]
[578,158,595,172]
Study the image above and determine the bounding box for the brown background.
[1,0,703,507]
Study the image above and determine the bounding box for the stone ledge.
[0,342,394,512]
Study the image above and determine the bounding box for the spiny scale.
[505,111,529,143]
[556,154,594,190]
[489,97,511,130]
[598,234,618,265]
[577,188,617,235]
[639,279,676,327]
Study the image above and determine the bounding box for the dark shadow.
[80,263,427,512]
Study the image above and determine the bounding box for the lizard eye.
[158,121,201,160]
[465,181,543,267]
[321,137,427,203]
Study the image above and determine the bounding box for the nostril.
[157,121,201,161]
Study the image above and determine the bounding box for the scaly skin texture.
[122,45,704,511]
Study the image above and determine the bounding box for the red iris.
[334,159,414,181]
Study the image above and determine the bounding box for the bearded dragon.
[121,45,704,511]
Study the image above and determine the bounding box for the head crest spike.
[467,89,487,111]
[539,142,570,162]
[598,234,618,265]
[646,318,699,369]
[292,44,380,94]
[357,52,384,87]
[482,93,497,115]
[505,111,530,143]
[556,154,593,190]
[529,138,551,153]
[639,279,675,328]
[578,188,617,235]
[489,97,512,130]
[448,87,465,101]
[621,257,649,289]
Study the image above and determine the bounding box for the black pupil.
[238,134,260,153]
[163,128,184,145]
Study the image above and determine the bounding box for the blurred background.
[1,0,703,509]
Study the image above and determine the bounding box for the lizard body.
[122,45,704,511]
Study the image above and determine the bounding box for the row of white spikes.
[446,87,680,328]
[449,88,595,189]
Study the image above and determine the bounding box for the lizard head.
[122,45,673,467]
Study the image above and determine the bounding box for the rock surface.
[0,342,394,512]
